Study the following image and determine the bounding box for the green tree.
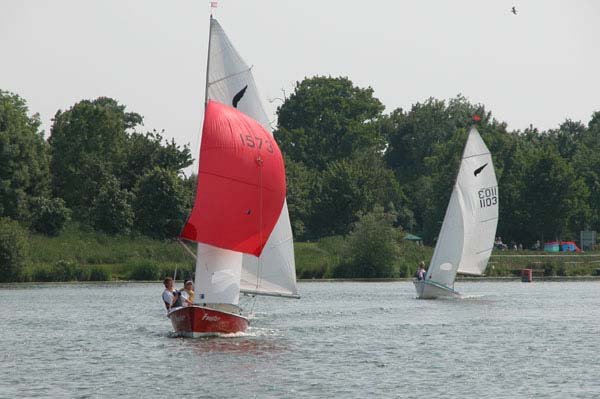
[333,206,401,278]
[384,95,486,179]
[571,112,600,231]
[284,158,316,239]
[91,177,134,235]
[275,76,386,169]
[49,97,142,214]
[519,145,590,241]
[494,136,535,245]
[133,167,188,239]
[0,217,28,282]
[29,196,71,236]
[121,130,192,191]
[544,119,586,161]
[308,153,405,238]
[0,90,51,221]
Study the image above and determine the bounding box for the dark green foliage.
[284,159,314,238]
[333,207,401,278]
[91,177,134,235]
[89,266,111,281]
[0,218,28,282]
[276,76,385,169]
[121,130,192,191]
[49,97,141,214]
[127,261,160,280]
[29,196,71,236]
[31,265,56,282]
[384,95,487,179]
[133,167,188,239]
[0,90,51,222]
[53,260,77,281]
[518,146,589,242]
[275,76,411,239]
[31,261,93,282]
[309,153,405,238]
[4,86,600,280]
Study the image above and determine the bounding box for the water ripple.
[1,281,600,398]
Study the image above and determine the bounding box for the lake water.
[1,281,599,398]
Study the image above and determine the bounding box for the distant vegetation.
[1,76,600,282]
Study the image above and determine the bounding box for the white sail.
[425,127,498,287]
[194,17,298,299]
[194,245,242,305]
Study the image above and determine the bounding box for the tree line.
[1,76,599,280]
[275,76,598,248]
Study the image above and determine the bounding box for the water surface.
[1,281,599,398]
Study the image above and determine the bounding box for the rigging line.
[256,155,264,293]
[177,238,198,260]
[207,66,253,87]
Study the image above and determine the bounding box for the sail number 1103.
[478,186,498,208]
[239,134,274,153]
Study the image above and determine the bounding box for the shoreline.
[2,275,600,287]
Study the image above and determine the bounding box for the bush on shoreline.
[0,218,28,282]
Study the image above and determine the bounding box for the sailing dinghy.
[414,126,498,299]
[168,16,298,337]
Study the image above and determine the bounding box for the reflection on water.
[1,281,600,398]
[181,334,289,356]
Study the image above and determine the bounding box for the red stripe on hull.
[168,306,249,336]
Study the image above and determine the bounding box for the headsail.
[425,127,498,287]
[190,17,298,299]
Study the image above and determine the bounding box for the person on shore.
[180,280,195,307]
[416,261,427,281]
[162,277,182,311]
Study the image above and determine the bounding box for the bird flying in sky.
[511,6,517,15]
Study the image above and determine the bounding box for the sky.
[1,0,599,168]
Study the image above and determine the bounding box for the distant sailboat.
[168,15,299,337]
[414,126,498,299]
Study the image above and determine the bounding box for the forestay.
[194,17,298,299]
[425,127,498,287]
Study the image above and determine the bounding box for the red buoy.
[521,268,533,283]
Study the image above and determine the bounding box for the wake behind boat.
[168,15,299,336]
[414,125,498,299]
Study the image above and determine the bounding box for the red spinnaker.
[180,100,286,257]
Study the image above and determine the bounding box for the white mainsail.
[193,17,298,302]
[424,127,498,288]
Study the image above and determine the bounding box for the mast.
[204,14,213,108]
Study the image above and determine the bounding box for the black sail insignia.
[232,85,248,108]
[474,163,488,177]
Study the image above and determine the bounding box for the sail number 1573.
[239,134,274,153]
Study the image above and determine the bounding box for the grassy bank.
[23,224,194,282]
[17,225,600,282]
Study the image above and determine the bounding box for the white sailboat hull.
[413,280,461,299]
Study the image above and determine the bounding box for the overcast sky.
[1,0,599,165]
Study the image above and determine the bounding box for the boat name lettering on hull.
[202,314,221,322]
[478,186,498,208]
